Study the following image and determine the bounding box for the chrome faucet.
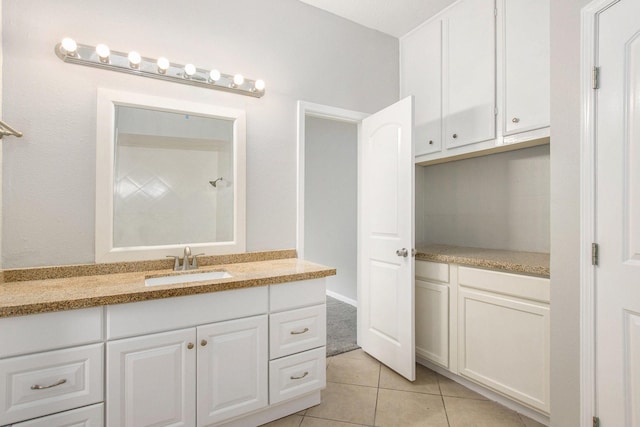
[167,246,205,271]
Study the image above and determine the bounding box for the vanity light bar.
[54,38,266,98]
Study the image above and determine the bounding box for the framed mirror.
[96,89,246,262]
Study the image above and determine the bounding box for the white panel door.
[196,315,268,426]
[596,1,640,424]
[106,328,196,427]
[359,96,415,381]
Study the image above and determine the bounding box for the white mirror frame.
[95,88,246,262]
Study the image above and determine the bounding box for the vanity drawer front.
[270,278,326,312]
[270,304,326,359]
[11,402,104,426]
[0,343,103,426]
[269,347,326,405]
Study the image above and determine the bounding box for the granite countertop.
[0,253,336,318]
[415,244,550,277]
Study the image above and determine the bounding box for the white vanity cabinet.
[0,308,104,427]
[457,267,550,413]
[415,261,450,368]
[106,315,268,427]
[499,0,550,142]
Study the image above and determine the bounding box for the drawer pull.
[290,371,309,380]
[30,379,67,390]
[290,327,309,335]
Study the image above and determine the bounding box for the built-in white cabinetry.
[415,261,450,368]
[0,308,104,427]
[402,0,550,163]
[10,404,104,427]
[415,260,550,415]
[499,0,550,141]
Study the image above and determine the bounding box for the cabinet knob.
[428,140,433,145]
[512,117,520,123]
[201,339,208,347]
[452,133,458,139]
[187,343,194,350]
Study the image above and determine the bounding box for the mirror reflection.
[113,106,234,248]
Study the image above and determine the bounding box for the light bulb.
[209,69,221,82]
[254,79,266,91]
[184,63,196,77]
[157,57,170,73]
[61,38,77,55]
[128,51,141,68]
[233,74,244,86]
[96,44,110,61]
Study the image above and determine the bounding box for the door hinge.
[593,66,600,90]
[592,243,599,266]
[593,416,600,427]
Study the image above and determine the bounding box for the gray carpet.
[326,296,359,356]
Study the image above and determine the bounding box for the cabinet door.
[502,0,550,135]
[458,288,550,413]
[106,329,196,427]
[11,403,103,427]
[401,19,442,157]
[196,315,268,426]
[415,279,449,368]
[443,0,496,149]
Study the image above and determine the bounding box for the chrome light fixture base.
[54,41,265,98]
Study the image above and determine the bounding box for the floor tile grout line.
[372,363,381,427]
[437,374,452,427]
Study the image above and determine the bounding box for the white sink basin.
[145,270,232,287]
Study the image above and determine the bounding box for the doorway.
[296,101,367,306]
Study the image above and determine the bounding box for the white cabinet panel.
[416,279,449,368]
[269,347,326,405]
[269,304,326,359]
[12,403,104,427]
[270,279,326,313]
[0,343,103,426]
[401,18,442,156]
[106,328,196,427]
[458,287,549,412]
[443,0,496,149]
[196,315,268,426]
[501,0,550,135]
[415,261,449,283]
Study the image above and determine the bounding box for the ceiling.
[298,0,457,38]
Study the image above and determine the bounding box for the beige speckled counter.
[0,256,336,318]
[415,244,550,278]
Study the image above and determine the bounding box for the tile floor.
[260,349,546,427]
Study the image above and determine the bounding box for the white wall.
[0,0,398,268]
[549,0,591,425]
[304,116,357,302]
[416,145,550,253]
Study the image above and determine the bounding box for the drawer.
[0,343,103,426]
[270,304,326,359]
[269,347,326,405]
[270,279,326,312]
[11,402,104,426]
[415,261,449,283]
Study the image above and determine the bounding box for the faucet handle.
[191,253,205,269]
[166,255,181,271]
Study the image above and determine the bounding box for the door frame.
[580,0,619,425]
[296,101,368,304]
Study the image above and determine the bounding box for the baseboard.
[416,356,550,426]
[325,289,357,307]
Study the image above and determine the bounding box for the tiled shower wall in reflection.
[114,142,232,247]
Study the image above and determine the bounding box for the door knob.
[396,248,408,257]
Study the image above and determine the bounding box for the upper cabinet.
[402,0,550,164]
[500,0,550,140]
